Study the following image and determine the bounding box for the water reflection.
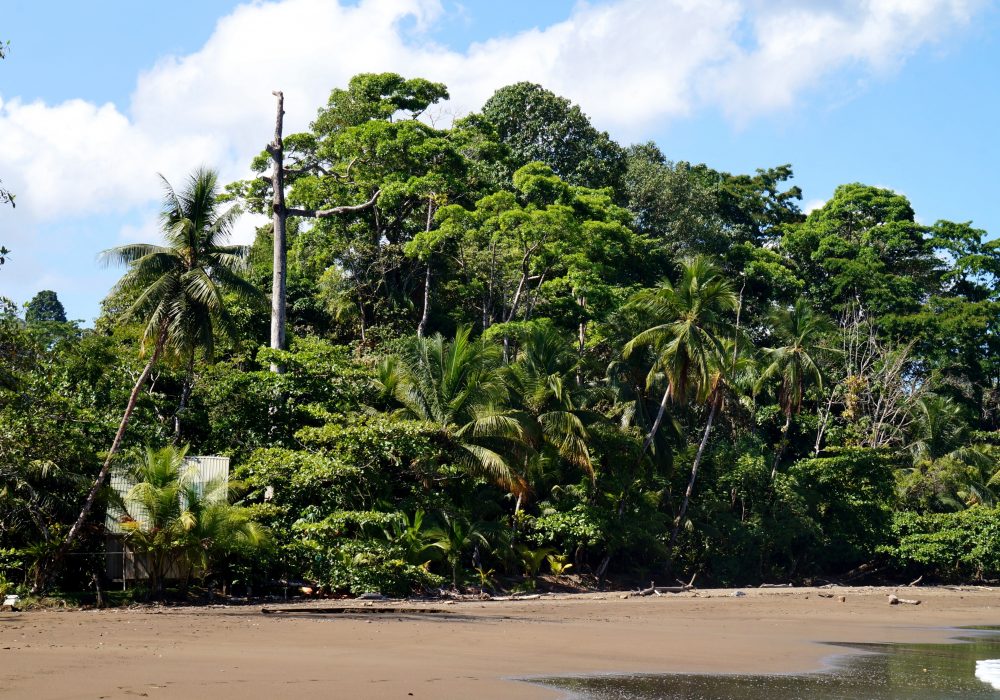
[534,629,1000,699]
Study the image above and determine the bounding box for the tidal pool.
[531,628,1000,699]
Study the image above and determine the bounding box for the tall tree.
[259,90,380,370]
[24,290,67,324]
[757,299,832,478]
[781,183,937,318]
[39,168,256,591]
[624,256,738,455]
[504,323,602,485]
[669,337,755,555]
[479,82,625,192]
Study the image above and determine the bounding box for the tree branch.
[286,189,381,219]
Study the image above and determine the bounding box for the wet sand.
[1,586,998,699]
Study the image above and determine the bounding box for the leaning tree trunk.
[34,325,168,593]
[771,412,793,480]
[668,395,719,555]
[268,90,287,373]
[641,385,673,455]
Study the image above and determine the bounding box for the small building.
[105,455,230,583]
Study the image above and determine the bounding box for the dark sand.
[2,586,998,699]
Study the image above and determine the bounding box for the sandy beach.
[1,586,998,699]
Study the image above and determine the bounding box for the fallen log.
[887,594,921,606]
[261,606,449,615]
[633,574,698,597]
[758,583,792,588]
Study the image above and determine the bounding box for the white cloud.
[0,0,986,319]
[0,0,985,224]
[804,198,826,214]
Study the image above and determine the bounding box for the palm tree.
[902,394,999,508]
[668,338,756,553]
[624,256,738,455]
[426,512,490,590]
[41,169,257,590]
[380,327,531,495]
[757,299,832,479]
[116,445,267,599]
[505,325,603,486]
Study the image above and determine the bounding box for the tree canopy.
[5,73,998,601]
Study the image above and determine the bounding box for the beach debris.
[261,606,450,615]
[818,592,835,599]
[838,595,846,603]
[357,592,387,601]
[731,590,746,597]
[631,574,698,597]
[907,575,924,587]
[888,594,921,606]
[2,595,19,611]
[758,583,792,588]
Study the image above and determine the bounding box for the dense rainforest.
[2,74,999,600]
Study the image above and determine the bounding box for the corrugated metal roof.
[105,455,230,534]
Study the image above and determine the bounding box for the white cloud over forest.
[0,0,985,231]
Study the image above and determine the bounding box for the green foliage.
[9,73,999,597]
[24,290,67,324]
[480,82,625,191]
[881,507,1000,582]
[787,448,898,571]
[292,537,444,597]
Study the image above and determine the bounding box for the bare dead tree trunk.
[814,389,836,456]
[416,196,435,338]
[668,396,719,554]
[771,412,792,480]
[268,91,287,373]
[264,92,381,368]
[35,325,168,593]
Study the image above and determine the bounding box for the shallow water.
[533,628,1000,699]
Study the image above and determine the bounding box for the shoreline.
[2,586,999,699]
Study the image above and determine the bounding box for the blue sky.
[1,0,998,323]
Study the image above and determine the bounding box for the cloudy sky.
[1,0,998,322]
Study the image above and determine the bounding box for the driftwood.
[261,606,449,615]
[633,573,698,597]
[888,594,921,606]
[817,592,835,599]
[758,583,792,588]
[907,575,923,587]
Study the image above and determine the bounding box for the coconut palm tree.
[380,327,531,495]
[40,169,257,591]
[624,256,738,455]
[505,324,603,485]
[901,394,999,509]
[668,338,756,553]
[757,298,832,479]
